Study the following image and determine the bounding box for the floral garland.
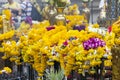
[0,19,113,78]
[0,30,15,41]
[112,20,120,45]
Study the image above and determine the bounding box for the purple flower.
[46,26,55,31]
[25,16,32,25]
[83,38,106,50]
[66,20,70,24]
[73,25,86,31]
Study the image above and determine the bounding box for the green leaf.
[45,67,64,80]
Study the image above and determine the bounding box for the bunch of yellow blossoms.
[2,9,11,20]
[92,23,100,28]
[1,40,20,64]
[0,30,19,64]
[0,30,15,41]
[0,67,12,74]
[65,15,88,30]
[0,20,113,77]
[17,23,110,76]
[112,20,120,45]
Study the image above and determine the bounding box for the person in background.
[21,0,32,21]
[99,0,107,19]
[21,0,42,21]
[3,0,21,11]
[2,0,21,29]
[3,0,21,16]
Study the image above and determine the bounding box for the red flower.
[63,40,68,46]
[107,26,112,33]
[67,74,72,79]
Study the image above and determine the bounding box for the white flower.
[66,0,71,4]
[61,0,71,4]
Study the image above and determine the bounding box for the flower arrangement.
[0,17,113,79]
[0,30,15,41]
[65,15,87,30]
[1,41,20,64]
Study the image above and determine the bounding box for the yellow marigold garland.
[0,19,113,77]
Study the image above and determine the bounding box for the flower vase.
[55,7,66,26]
[48,5,57,25]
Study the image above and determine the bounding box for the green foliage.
[45,67,64,80]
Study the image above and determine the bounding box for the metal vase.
[48,5,57,25]
[54,7,66,26]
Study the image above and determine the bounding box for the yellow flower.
[92,23,99,28]
[104,60,112,67]
[38,73,43,77]
[2,9,11,20]
[73,4,78,10]
[0,71,2,74]
[90,60,97,67]
[90,70,96,74]
[0,48,4,52]
[88,49,94,53]
[2,56,7,60]
[3,67,12,73]
[47,61,54,66]
[75,62,82,65]
[10,57,17,62]
[78,69,83,74]
[82,65,90,69]
[107,55,112,60]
